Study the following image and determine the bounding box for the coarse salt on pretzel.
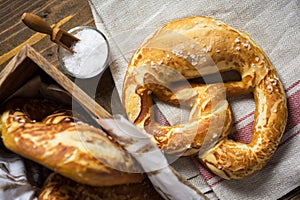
[122,16,287,179]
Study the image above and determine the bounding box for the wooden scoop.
[21,13,80,53]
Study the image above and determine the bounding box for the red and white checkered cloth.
[89,0,300,199]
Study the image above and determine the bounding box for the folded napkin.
[89,0,300,199]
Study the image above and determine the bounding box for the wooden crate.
[0,44,111,119]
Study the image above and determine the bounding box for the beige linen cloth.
[88,0,300,199]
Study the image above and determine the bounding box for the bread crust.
[0,99,144,186]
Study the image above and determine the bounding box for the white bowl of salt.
[58,26,109,79]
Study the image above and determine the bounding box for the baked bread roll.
[38,173,163,200]
[0,98,144,186]
[122,16,287,179]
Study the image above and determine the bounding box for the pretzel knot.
[123,16,288,179]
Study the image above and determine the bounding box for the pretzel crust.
[122,16,287,179]
[0,99,144,186]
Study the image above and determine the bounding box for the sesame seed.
[269,78,277,85]
[243,43,251,50]
[190,54,199,65]
[14,115,20,121]
[267,85,273,93]
[255,57,260,62]
[236,47,241,51]
[151,65,158,70]
[107,135,113,140]
[191,61,198,66]
[205,45,212,53]
[171,49,183,57]
[19,119,26,123]
[216,49,221,53]
[234,38,241,43]
[265,80,269,85]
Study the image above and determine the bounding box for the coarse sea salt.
[60,27,109,78]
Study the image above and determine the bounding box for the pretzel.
[122,16,287,179]
[0,99,144,186]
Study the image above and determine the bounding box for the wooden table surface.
[0,0,299,199]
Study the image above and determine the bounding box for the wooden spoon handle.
[21,13,53,35]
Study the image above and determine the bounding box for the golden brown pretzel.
[0,99,144,186]
[122,16,288,179]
